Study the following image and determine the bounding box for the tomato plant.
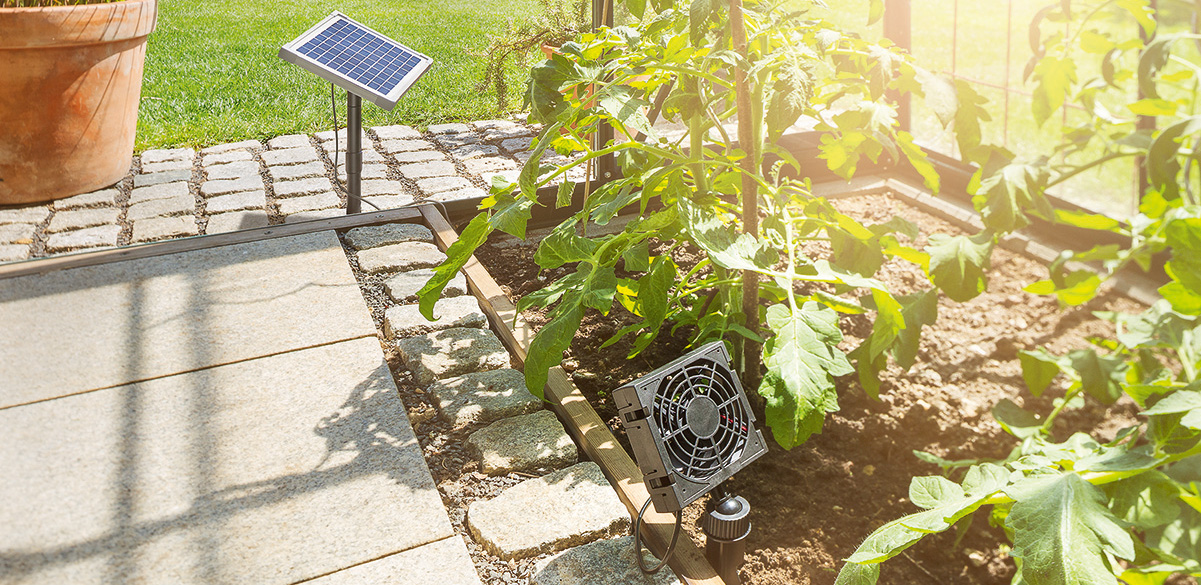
[839,1,1201,583]
[418,0,991,449]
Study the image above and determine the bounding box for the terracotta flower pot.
[0,0,157,205]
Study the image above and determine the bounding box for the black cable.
[633,497,682,574]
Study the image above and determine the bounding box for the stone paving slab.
[428,123,470,134]
[44,224,121,253]
[0,205,50,225]
[206,210,269,233]
[427,368,542,430]
[127,193,194,221]
[205,190,267,214]
[0,230,374,407]
[417,176,474,195]
[466,410,578,475]
[396,327,510,386]
[429,188,487,202]
[394,150,448,164]
[531,537,680,585]
[0,244,30,262]
[268,161,325,181]
[357,241,446,274]
[0,222,36,244]
[383,295,486,339]
[307,536,481,585]
[343,223,433,250]
[140,147,194,164]
[275,177,334,197]
[384,267,466,302]
[135,169,191,188]
[205,160,260,181]
[261,146,320,166]
[466,462,629,560]
[202,139,261,154]
[267,134,312,149]
[130,181,189,205]
[46,208,121,233]
[379,139,435,154]
[0,337,453,585]
[202,149,254,165]
[277,191,340,215]
[372,125,422,141]
[131,215,198,243]
[55,188,120,209]
[202,175,264,196]
[142,158,193,173]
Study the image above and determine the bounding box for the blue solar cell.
[281,11,431,109]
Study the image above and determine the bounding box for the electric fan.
[613,341,768,513]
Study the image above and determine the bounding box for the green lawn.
[137,0,543,149]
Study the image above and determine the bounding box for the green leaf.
[910,476,964,509]
[925,232,994,303]
[892,290,939,370]
[556,180,576,208]
[834,561,880,585]
[758,302,854,449]
[1165,214,1201,293]
[689,0,716,45]
[486,193,535,239]
[1117,0,1156,37]
[897,131,940,194]
[518,122,563,199]
[677,197,774,271]
[1031,56,1077,127]
[1139,37,1174,100]
[866,0,884,25]
[624,0,646,21]
[524,301,584,399]
[993,398,1043,439]
[1019,349,1063,396]
[1128,98,1179,117]
[418,212,491,320]
[622,240,650,272]
[972,161,1051,232]
[534,227,599,270]
[1106,471,1181,530]
[1160,281,1201,314]
[1069,349,1126,404]
[953,80,992,165]
[597,85,653,138]
[1144,390,1201,430]
[1004,473,1136,585]
[1054,209,1122,231]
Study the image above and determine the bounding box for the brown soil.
[475,191,1147,585]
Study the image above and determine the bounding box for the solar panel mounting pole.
[346,91,362,214]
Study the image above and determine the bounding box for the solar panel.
[279,11,432,110]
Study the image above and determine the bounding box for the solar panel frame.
[279,11,432,110]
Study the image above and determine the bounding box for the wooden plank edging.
[419,206,725,585]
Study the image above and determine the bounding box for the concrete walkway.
[0,231,481,584]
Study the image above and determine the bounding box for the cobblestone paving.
[0,116,592,264]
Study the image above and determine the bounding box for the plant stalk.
[729,0,761,393]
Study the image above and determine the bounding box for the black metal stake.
[346,91,363,214]
[702,493,751,585]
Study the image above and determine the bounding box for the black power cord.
[633,497,683,574]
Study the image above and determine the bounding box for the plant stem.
[729,0,761,390]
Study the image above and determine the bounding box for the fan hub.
[686,396,720,438]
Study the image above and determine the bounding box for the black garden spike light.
[613,341,768,584]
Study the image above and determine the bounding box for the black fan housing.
[613,341,768,513]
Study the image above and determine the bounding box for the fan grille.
[653,358,750,483]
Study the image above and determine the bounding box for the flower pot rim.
[0,0,157,49]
